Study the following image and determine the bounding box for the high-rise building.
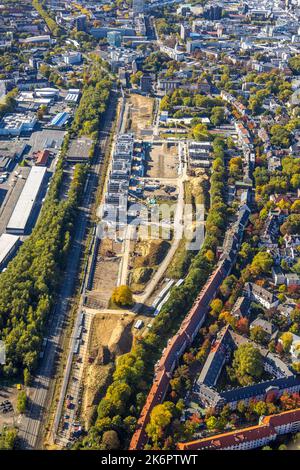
[107,31,122,48]
[180,23,191,41]
[140,74,152,93]
[75,15,87,32]
[133,0,145,14]
[203,4,222,21]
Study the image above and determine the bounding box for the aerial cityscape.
[1,0,300,455]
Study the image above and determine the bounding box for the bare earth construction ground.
[127,94,154,140]
[81,313,133,427]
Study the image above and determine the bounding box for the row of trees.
[160,89,224,120]
[0,159,87,377]
[70,59,112,140]
[32,0,62,36]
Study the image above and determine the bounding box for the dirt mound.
[190,174,208,204]
[90,345,111,365]
[110,322,134,357]
[132,267,153,284]
[134,240,170,268]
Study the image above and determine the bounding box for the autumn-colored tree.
[210,298,223,316]
[280,332,293,353]
[292,362,300,373]
[232,315,247,333]
[183,352,196,365]
[146,402,175,445]
[249,252,273,277]
[190,413,202,424]
[291,200,300,213]
[204,249,215,262]
[229,156,243,178]
[265,391,278,403]
[279,393,300,411]
[276,342,284,355]
[196,339,211,364]
[219,311,237,329]
[205,415,218,431]
[253,401,268,416]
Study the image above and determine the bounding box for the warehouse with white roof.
[0,234,20,270]
[6,166,47,235]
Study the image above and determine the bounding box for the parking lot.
[0,384,19,430]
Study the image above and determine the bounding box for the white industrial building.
[21,35,52,44]
[63,52,82,65]
[0,234,20,270]
[35,87,59,98]
[6,166,47,235]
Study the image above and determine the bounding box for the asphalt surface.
[17,89,118,449]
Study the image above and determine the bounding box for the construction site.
[52,90,206,449]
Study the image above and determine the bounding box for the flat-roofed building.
[21,35,52,44]
[0,113,37,136]
[6,166,47,235]
[66,136,93,163]
[0,233,20,270]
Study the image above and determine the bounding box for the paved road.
[17,89,118,449]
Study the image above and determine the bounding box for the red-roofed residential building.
[177,408,300,451]
[34,149,50,166]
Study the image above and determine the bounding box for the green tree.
[250,252,273,277]
[16,390,27,414]
[232,343,263,386]
[210,106,225,126]
[270,124,291,148]
[205,416,218,431]
[250,325,268,345]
